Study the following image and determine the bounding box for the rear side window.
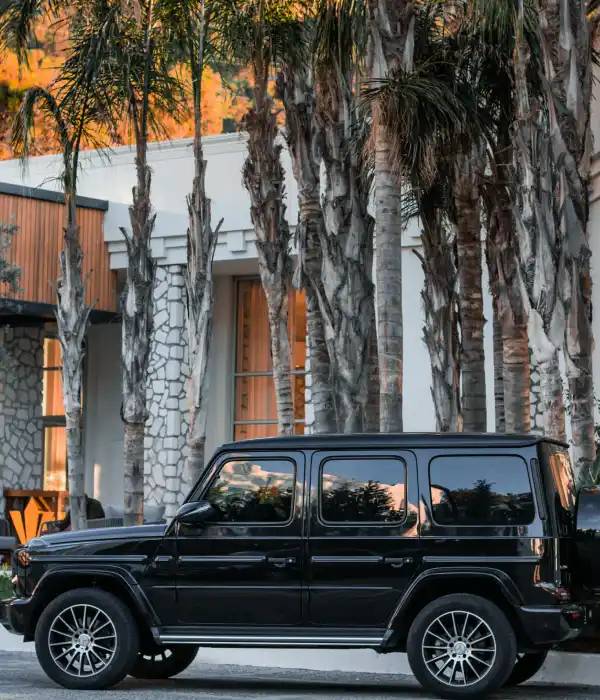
[430,455,535,526]
[320,457,406,523]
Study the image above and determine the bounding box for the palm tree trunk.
[538,349,566,442]
[57,195,90,530]
[485,143,531,434]
[492,307,505,432]
[538,0,594,481]
[315,100,375,432]
[183,3,221,490]
[453,148,487,432]
[418,201,461,432]
[277,67,336,433]
[367,0,413,433]
[373,120,403,432]
[121,151,155,526]
[242,65,294,435]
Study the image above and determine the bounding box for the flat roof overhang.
[0,298,118,325]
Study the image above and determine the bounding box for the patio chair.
[0,518,17,559]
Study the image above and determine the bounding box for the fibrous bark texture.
[57,195,90,531]
[277,66,336,434]
[184,143,220,489]
[121,155,155,526]
[243,70,294,436]
[367,0,414,432]
[184,8,222,488]
[417,202,461,433]
[314,71,375,433]
[485,141,531,434]
[453,148,487,432]
[539,0,594,481]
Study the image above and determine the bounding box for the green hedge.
[0,568,13,599]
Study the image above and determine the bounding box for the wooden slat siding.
[0,193,118,312]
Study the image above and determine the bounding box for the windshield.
[539,442,576,534]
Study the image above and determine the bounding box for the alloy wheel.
[47,603,118,678]
[421,609,497,687]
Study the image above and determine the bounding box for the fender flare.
[386,566,523,635]
[25,565,159,638]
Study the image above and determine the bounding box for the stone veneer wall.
[0,326,44,514]
[144,265,190,519]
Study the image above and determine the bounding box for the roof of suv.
[222,432,568,451]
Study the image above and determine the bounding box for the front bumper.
[517,604,586,647]
[0,596,32,637]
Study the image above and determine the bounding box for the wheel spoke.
[48,604,117,678]
[423,609,496,688]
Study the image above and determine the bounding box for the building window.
[42,337,67,491]
[234,278,306,440]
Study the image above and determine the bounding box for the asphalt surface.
[1,652,600,700]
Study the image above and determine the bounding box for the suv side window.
[320,457,406,523]
[204,458,295,523]
[429,455,535,526]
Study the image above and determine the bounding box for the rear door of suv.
[307,449,420,628]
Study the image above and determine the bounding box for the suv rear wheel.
[35,587,139,690]
[407,594,516,699]
[130,645,198,679]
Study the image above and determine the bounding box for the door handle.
[384,556,414,569]
[267,557,296,569]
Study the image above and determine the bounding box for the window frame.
[428,453,536,528]
[317,455,409,528]
[42,334,68,492]
[231,276,307,439]
[200,455,298,527]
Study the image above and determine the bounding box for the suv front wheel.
[407,594,516,698]
[35,587,140,690]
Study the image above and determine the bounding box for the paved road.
[1,652,600,700]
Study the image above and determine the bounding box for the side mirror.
[175,500,216,526]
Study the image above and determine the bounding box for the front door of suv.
[176,451,304,626]
[308,450,420,628]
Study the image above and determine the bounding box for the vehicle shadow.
[116,673,600,698]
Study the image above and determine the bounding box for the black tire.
[407,593,517,699]
[129,645,198,679]
[504,651,547,687]
[34,587,139,690]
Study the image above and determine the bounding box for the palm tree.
[65,0,183,523]
[311,0,376,432]
[215,0,300,436]
[365,0,414,432]
[362,2,468,434]
[12,87,94,530]
[512,0,568,443]
[163,0,223,487]
[2,1,116,529]
[416,187,462,432]
[461,2,532,433]
[277,63,337,433]
[537,0,595,480]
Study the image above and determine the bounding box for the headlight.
[16,549,31,568]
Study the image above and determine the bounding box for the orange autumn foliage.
[0,22,251,160]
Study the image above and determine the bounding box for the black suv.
[2,433,598,698]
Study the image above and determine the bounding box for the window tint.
[205,459,295,523]
[430,456,535,526]
[321,458,406,523]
